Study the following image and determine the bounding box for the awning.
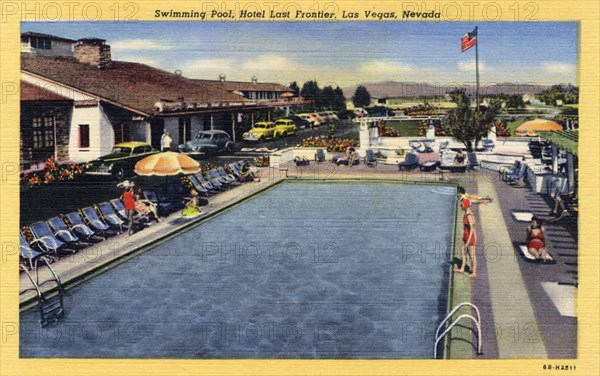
[537,130,578,156]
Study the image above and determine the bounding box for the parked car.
[84,142,159,180]
[243,122,276,141]
[337,110,358,120]
[318,111,339,123]
[296,113,321,127]
[286,115,312,129]
[273,119,298,136]
[366,106,395,117]
[179,130,234,155]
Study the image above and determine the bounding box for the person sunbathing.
[457,187,492,204]
[182,189,202,218]
[135,189,161,222]
[454,149,466,165]
[526,216,550,262]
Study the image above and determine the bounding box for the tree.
[300,80,321,109]
[443,90,501,151]
[288,81,300,97]
[505,94,525,109]
[333,86,346,111]
[352,85,371,108]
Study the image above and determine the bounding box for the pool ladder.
[20,257,65,327]
[433,302,482,359]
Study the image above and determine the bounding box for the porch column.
[231,113,236,143]
[210,115,214,130]
[551,144,558,174]
[567,153,575,194]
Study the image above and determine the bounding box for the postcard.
[1,0,598,375]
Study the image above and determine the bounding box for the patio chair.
[29,221,73,255]
[332,152,361,166]
[80,206,117,236]
[65,212,106,241]
[482,139,495,152]
[109,198,128,220]
[315,149,326,163]
[398,153,420,171]
[186,175,210,196]
[207,169,231,188]
[216,167,240,185]
[467,153,479,170]
[227,163,250,183]
[505,163,527,186]
[46,217,89,249]
[439,141,449,153]
[499,160,521,181]
[20,231,44,270]
[97,202,126,232]
[143,190,177,217]
[195,173,221,192]
[364,150,378,167]
[203,171,226,190]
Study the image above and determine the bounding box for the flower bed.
[20,157,85,188]
[297,136,359,152]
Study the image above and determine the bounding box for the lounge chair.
[228,163,251,183]
[505,163,527,186]
[29,221,72,254]
[398,153,420,171]
[332,152,360,166]
[439,141,449,153]
[80,207,116,236]
[143,190,177,217]
[46,217,90,249]
[467,153,479,170]
[499,160,521,181]
[202,172,226,190]
[20,232,44,269]
[97,202,126,232]
[65,212,105,241]
[207,170,231,188]
[216,167,240,185]
[315,149,326,163]
[364,150,378,167]
[187,175,210,195]
[439,151,467,172]
[482,139,495,152]
[195,173,221,192]
[109,198,128,220]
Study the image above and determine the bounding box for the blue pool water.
[21,182,457,358]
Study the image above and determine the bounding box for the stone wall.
[74,44,111,68]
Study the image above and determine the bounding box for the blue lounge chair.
[439,151,467,172]
[65,212,105,241]
[482,139,495,152]
[143,190,176,217]
[80,207,115,236]
[29,221,71,254]
[505,163,527,186]
[332,152,360,166]
[467,153,479,170]
[364,150,378,167]
[216,167,240,185]
[439,141,449,153]
[97,202,126,232]
[398,153,420,171]
[207,170,231,188]
[195,173,221,192]
[20,231,43,268]
[315,149,326,163]
[109,198,128,220]
[46,217,90,249]
[187,175,210,195]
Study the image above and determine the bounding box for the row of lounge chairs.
[20,160,258,270]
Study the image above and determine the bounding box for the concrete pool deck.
[19,161,577,359]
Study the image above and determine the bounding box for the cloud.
[458,61,491,72]
[357,61,415,75]
[112,39,172,51]
[241,55,299,72]
[541,62,575,74]
[178,58,236,80]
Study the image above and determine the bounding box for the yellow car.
[273,119,298,137]
[243,122,276,141]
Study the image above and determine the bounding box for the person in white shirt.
[160,131,172,151]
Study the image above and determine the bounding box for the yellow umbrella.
[515,119,563,137]
[134,152,200,176]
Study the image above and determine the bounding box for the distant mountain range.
[341,81,550,98]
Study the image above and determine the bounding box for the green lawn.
[383,120,420,137]
[505,118,527,135]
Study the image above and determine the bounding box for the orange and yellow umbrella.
[134,152,200,176]
[515,119,563,137]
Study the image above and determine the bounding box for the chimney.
[74,38,111,69]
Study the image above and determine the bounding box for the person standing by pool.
[122,181,137,235]
[455,198,477,278]
[160,130,172,152]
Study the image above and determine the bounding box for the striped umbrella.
[134,152,200,176]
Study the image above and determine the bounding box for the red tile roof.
[20,80,72,101]
[21,54,248,115]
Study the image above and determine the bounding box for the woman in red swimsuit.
[527,216,549,261]
[455,198,477,278]
[122,181,136,235]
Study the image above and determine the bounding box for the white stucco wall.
[68,105,114,162]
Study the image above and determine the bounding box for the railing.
[433,302,482,359]
[20,257,65,327]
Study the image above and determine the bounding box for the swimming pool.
[21,181,457,358]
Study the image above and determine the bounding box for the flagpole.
[475,26,480,113]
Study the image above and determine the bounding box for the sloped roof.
[21,32,76,43]
[20,80,72,101]
[21,54,246,115]
[194,79,293,93]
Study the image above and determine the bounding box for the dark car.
[286,115,312,129]
[337,110,358,120]
[366,106,395,117]
[84,142,159,180]
[179,130,234,155]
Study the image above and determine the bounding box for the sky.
[22,21,578,88]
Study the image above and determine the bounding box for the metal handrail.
[434,302,482,359]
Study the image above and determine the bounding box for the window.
[79,124,90,148]
[114,123,131,144]
[30,37,51,49]
[31,117,54,149]
[178,117,192,144]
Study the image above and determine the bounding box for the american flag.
[461,27,477,52]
